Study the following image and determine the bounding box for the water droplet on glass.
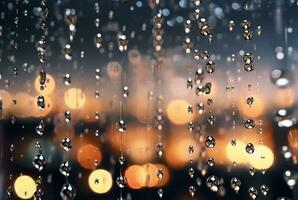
[248,186,258,199]
[33,154,47,171]
[246,143,255,154]
[61,138,72,151]
[60,183,76,200]
[230,177,241,193]
[206,175,220,192]
[60,161,71,177]
[260,184,269,196]
[189,185,196,197]
[205,136,215,148]
[37,96,45,110]
[116,175,126,188]
[116,119,127,133]
[205,60,215,73]
[36,120,45,136]
[244,119,255,129]
[207,157,215,167]
[63,74,71,86]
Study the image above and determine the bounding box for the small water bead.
[243,30,253,41]
[60,161,71,177]
[244,119,255,129]
[10,144,15,152]
[248,186,258,199]
[184,19,191,34]
[184,38,192,54]
[193,49,200,60]
[207,98,213,106]
[95,33,103,48]
[63,74,71,86]
[37,96,45,110]
[64,44,72,60]
[228,20,235,31]
[193,8,200,20]
[196,103,204,114]
[189,185,196,197]
[187,78,193,90]
[207,157,215,167]
[260,185,269,196]
[283,170,298,189]
[156,142,164,157]
[230,177,241,193]
[157,168,163,180]
[207,114,215,125]
[256,25,262,36]
[188,145,194,154]
[118,33,128,52]
[39,70,46,88]
[33,154,47,171]
[205,136,215,148]
[61,138,72,151]
[204,82,212,94]
[205,60,215,73]
[206,175,220,192]
[157,188,163,198]
[195,67,204,84]
[241,20,251,30]
[64,110,71,122]
[189,167,195,178]
[60,183,76,200]
[95,68,101,80]
[95,18,100,27]
[123,86,129,98]
[249,167,256,176]
[95,90,100,99]
[116,120,127,133]
[187,105,193,114]
[246,143,255,154]
[247,97,254,106]
[36,120,45,136]
[231,139,237,146]
[116,175,126,188]
[188,122,194,132]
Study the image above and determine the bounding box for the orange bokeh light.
[77,144,102,170]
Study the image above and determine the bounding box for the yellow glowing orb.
[88,169,113,194]
[64,88,86,109]
[14,175,37,199]
[167,99,192,125]
[34,73,56,95]
[225,141,248,164]
[248,145,274,170]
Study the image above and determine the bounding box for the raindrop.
[230,177,241,193]
[205,136,215,148]
[116,175,126,188]
[37,96,45,110]
[244,119,255,129]
[61,138,72,151]
[116,120,127,133]
[189,185,196,197]
[248,186,258,199]
[60,161,71,177]
[63,74,71,86]
[205,60,215,73]
[206,175,220,192]
[246,143,255,154]
[33,154,47,171]
[60,183,76,200]
[260,184,269,196]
